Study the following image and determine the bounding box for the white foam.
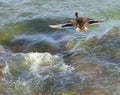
[24,52,62,72]
[3,52,71,76]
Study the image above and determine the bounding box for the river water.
[0,0,120,95]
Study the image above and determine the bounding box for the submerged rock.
[77,27,120,63]
[59,90,78,95]
[0,65,5,78]
[58,87,110,95]
[1,27,120,95]
[80,88,110,95]
[2,52,75,94]
[64,41,74,50]
[73,62,102,79]
[9,35,61,53]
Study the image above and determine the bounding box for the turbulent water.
[0,0,120,95]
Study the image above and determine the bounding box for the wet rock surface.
[77,27,120,63]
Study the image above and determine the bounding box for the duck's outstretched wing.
[88,20,100,25]
[49,23,73,29]
[88,18,108,25]
[88,14,109,25]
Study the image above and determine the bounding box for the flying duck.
[49,12,108,32]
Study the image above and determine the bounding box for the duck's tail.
[49,23,73,29]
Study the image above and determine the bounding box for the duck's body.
[49,12,108,32]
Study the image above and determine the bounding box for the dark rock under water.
[0,27,119,95]
[0,0,120,94]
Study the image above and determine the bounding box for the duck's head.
[75,12,79,18]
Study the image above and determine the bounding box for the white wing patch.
[49,24,62,29]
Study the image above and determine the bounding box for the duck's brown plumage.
[49,12,108,32]
[70,12,93,32]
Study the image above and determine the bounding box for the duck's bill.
[49,23,73,29]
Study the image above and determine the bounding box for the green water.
[0,0,120,95]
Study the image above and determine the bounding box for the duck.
[49,12,109,32]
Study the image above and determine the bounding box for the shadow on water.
[8,34,61,53]
[13,17,71,33]
[0,17,77,53]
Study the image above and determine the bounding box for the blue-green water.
[0,0,120,95]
